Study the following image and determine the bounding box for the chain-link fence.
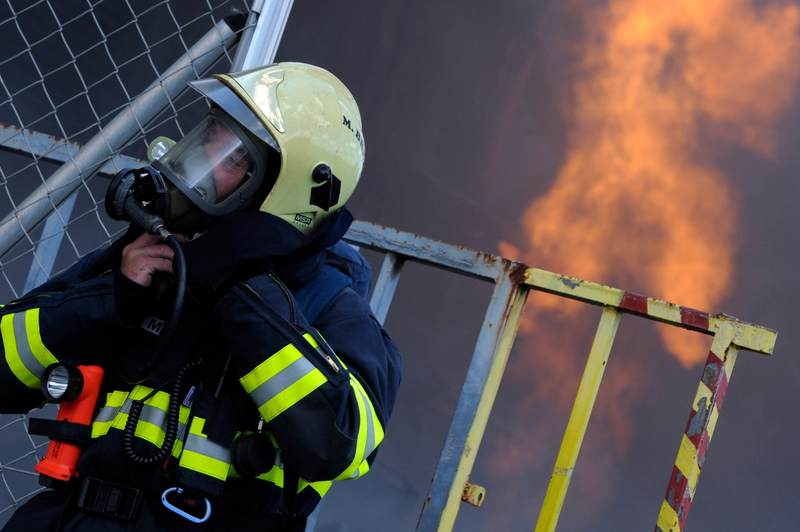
[0,0,250,521]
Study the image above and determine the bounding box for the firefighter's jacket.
[0,208,402,526]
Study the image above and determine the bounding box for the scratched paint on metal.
[461,482,485,507]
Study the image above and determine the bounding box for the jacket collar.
[181,208,353,283]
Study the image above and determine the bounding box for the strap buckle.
[76,477,142,522]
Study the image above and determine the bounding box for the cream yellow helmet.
[181,62,365,236]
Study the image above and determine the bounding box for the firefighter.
[0,63,402,531]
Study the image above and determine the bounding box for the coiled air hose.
[123,359,198,466]
[118,226,191,467]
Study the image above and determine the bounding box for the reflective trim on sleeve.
[335,373,385,481]
[299,478,332,498]
[240,334,327,423]
[178,417,231,482]
[1,309,58,389]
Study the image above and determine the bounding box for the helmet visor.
[158,115,256,211]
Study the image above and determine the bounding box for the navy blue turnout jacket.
[0,208,401,529]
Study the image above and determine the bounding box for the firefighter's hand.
[120,232,177,287]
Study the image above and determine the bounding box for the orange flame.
[488,0,800,526]
[502,0,800,367]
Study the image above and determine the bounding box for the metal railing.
[344,220,776,532]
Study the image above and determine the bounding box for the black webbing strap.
[276,470,306,532]
[28,418,93,447]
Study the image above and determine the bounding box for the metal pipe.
[535,306,621,532]
[0,17,242,261]
[0,123,145,178]
[230,0,265,72]
[417,273,528,531]
[368,251,405,325]
[236,0,295,70]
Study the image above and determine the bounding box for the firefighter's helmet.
[176,62,365,235]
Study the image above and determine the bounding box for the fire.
[502,0,800,367]
[489,0,800,526]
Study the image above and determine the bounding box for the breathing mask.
[105,109,275,234]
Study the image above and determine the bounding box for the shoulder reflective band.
[179,417,231,481]
[335,373,385,481]
[240,333,327,423]
[1,309,59,389]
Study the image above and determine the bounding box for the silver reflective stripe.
[249,356,317,408]
[12,312,45,379]
[93,395,187,442]
[139,403,167,428]
[185,433,231,463]
[355,384,377,458]
[94,404,121,424]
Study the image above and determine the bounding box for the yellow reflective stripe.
[303,332,319,348]
[299,478,332,498]
[25,309,57,369]
[92,390,129,437]
[1,310,60,389]
[335,375,385,481]
[335,380,369,480]
[255,464,284,486]
[92,387,190,447]
[258,368,326,423]
[350,374,385,448]
[178,418,230,481]
[130,386,169,408]
[1,313,37,388]
[180,449,229,481]
[240,334,316,393]
[241,334,328,423]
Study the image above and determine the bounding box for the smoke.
[489,0,800,527]
[504,0,800,367]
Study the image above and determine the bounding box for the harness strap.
[28,418,93,447]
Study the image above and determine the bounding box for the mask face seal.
[153,110,267,217]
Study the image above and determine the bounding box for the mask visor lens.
[158,116,256,208]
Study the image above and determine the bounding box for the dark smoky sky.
[0,1,798,531]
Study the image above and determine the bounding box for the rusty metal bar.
[535,306,622,532]
[523,268,775,354]
[345,221,507,281]
[416,272,528,532]
[656,324,739,532]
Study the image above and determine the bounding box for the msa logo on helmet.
[294,213,313,226]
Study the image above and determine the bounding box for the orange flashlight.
[35,364,104,483]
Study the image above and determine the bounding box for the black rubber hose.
[123,359,198,467]
[116,231,186,384]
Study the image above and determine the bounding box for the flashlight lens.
[45,366,71,401]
